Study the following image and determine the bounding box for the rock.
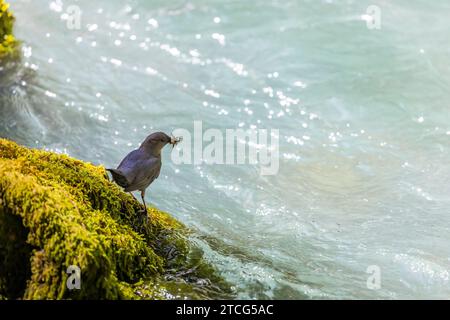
[0,138,230,299]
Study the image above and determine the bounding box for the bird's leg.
[140,190,149,223]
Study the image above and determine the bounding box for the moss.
[0,1,18,59]
[0,138,231,299]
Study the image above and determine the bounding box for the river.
[1,0,449,299]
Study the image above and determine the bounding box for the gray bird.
[107,132,180,221]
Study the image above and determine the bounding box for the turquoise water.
[1,0,450,299]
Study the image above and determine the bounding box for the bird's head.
[140,132,179,156]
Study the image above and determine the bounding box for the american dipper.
[107,132,181,222]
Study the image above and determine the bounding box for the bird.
[107,131,180,222]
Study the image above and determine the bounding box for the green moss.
[0,1,18,59]
[0,138,231,299]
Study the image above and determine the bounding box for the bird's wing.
[125,156,161,191]
[117,149,143,171]
[134,157,161,184]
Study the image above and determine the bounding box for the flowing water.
[1,0,450,299]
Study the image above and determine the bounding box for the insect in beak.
[170,134,182,149]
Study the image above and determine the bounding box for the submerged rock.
[0,138,230,299]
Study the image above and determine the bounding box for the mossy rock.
[0,138,230,299]
[0,1,19,60]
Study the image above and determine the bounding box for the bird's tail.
[106,168,130,188]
